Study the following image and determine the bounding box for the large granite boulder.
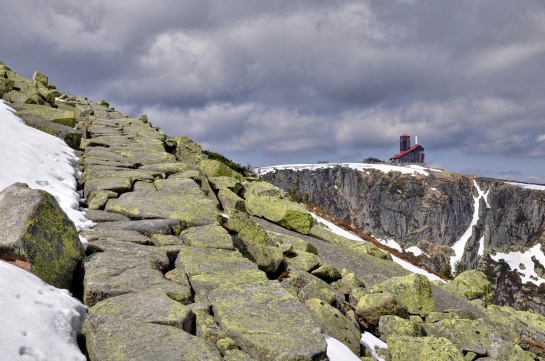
[444,270,492,303]
[105,190,219,228]
[0,183,84,290]
[200,159,243,181]
[245,195,314,234]
[387,336,464,361]
[372,273,434,316]
[209,281,328,360]
[84,315,223,361]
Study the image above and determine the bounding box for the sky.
[1,0,545,183]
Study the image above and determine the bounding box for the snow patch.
[377,238,404,252]
[450,180,490,272]
[360,332,388,361]
[393,256,445,283]
[324,335,362,361]
[0,101,93,231]
[491,244,545,285]
[256,162,441,177]
[0,261,87,361]
[310,213,364,241]
[406,246,429,258]
[507,182,545,191]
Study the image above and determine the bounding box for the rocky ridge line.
[2,62,545,360]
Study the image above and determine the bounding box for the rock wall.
[262,166,545,313]
[3,62,545,360]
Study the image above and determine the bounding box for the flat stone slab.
[92,218,183,236]
[209,281,328,361]
[88,288,194,333]
[84,316,222,361]
[175,246,258,277]
[190,269,268,296]
[83,242,192,306]
[105,190,219,228]
[180,224,235,250]
[84,176,133,199]
[84,209,132,223]
[81,229,152,246]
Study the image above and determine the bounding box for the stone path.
[75,107,329,360]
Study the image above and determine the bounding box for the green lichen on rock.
[378,315,423,341]
[228,210,272,246]
[245,195,314,234]
[388,336,464,361]
[373,273,434,316]
[200,159,243,181]
[267,230,318,254]
[0,183,84,290]
[241,181,285,199]
[83,315,222,361]
[217,188,246,213]
[180,224,234,250]
[105,190,219,228]
[443,270,492,304]
[173,135,203,165]
[305,298,362,355]
[209,281,328,361]
[208,176,243,194]
[355,292,407,330]
[232,235,283,274]
[285,251,322,272]
[311,264,342,282]
[10,103,75,127]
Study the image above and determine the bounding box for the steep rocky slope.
[3,61,545,360]
[262,164,545,314]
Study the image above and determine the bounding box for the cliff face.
[262,165,545,313]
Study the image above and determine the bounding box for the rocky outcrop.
[263,165,545,314]
[0,182,84,290]
[4,61,545,360]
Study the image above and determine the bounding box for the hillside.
[2,61,545,360]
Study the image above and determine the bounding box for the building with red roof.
[390,134,425,165]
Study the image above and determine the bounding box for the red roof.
[400,133,410,137]
[390,144,422,159]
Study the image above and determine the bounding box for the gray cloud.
[1,0,544,181]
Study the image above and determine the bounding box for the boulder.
[332,269,365,295]
[232,235,283,274]
[87,288,194,332]
[200,159,243,181]
[83,240,192,306]
[241,181,285,198]
[298,279,339,305]
[387,336,464,361]
[105,190,219,228]
[10,103,75,127]
[351,242,392,260]
[209,281,328,360]
[228,210,272,246]
[180,224,234,250]
[311,264,342,282]
[217,188,246,213]
[83,316,222,361]
[208,176,243,194]
[173,135,203,165]
[245,195,314,234]
[445,270,492,304]
[285,251,322,272]
[372,273,434,316]
[0,183,84,290]
[92,218,183,236]
[378,315,422,341]
[305,298,362,355]
[355,292,407,330]
[32,71,48,87]
[267,230,318,254]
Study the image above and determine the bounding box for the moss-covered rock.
[378,315,422,341]
[388,336,464,361]
[355,292,407,330]
[267,230,318,254]
[332,268,365,295]
[0,183,84,290]
[208,176,243,194]
[444,270,492,304]
[174,135,203,165]
[200,159,243,181]
[83,240,192,306]
[228,210,272,246]
[81,228,152,246]
[372,273,434,316]
[209,281,328,360]
[83,315,222,361]
[105,190,219,228]
[10,103,75,127]
[285,251,322,272]
[305,298,362,355]
[87,288,194,332]
[241,181,285,199]
[311,264,342,282]
[298,279,339,305]
[233,235,283,274]
[84,176,133,199]
[180,224,234,250]
[217,188,246,213]
[245,195,314,234]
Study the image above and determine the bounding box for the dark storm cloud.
[1,0,544,179]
